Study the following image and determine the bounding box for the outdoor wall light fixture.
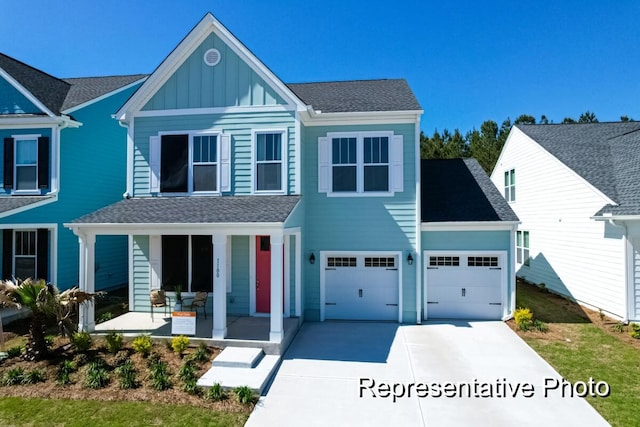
[407,253,414,265]
[309,253,316,264]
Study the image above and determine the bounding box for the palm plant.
[0,278,101,360]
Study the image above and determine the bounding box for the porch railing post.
[212,234,228,339]
[270,231,284,342]
[78,233,96,332]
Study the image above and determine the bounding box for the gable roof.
[287,79,421,113]
[0,52,147,117]
[421,158,519,222]
[517,122,640,216]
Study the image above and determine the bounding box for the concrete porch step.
[212,346,264,368]
[197,346,280,394]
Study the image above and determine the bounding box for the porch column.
[270,231,284,342]
[78,233,96,332]
[212,234,228,339]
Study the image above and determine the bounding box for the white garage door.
[425,253,504,320]
[324,254,399,321]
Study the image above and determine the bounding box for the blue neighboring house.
[67,13,517,339]
[0,53,145,290]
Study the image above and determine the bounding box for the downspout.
[117,117,133,199]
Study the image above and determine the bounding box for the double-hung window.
[504,169,515,202]
[2,229,49,281]
[254,131,286,193]
[150,132,230,194]
[14,230,36,279]
[3,135,50,193]
[15,139,37,191]
[318,131,403,196]
[516,230,530,266]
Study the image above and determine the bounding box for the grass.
[516,281,640,427]
[0,397,249,427]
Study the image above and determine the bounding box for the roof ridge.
[63,74,149,81]
[287,78,405,85]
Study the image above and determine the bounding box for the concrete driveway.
[246,321,609,426]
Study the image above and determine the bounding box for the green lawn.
[0,397,249,427]
[517,282,640,427]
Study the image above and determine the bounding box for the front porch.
[95,312,300,355]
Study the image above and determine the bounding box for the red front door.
[256,236,272,313]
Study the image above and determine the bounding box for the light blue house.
[0,53,145,290]
[67,13,517,341]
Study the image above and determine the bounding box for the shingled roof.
[71,196,301,224]
[0,196,55,215]
[0,52,146,116]
[287,79,421,113]
[517,122,640,216]
[421,158,519,222]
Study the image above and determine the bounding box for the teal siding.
[0,77,41,114]
[143,33,286,111]
[132,235,150,311]
[228,236,250,315]
[302,123,418,323]
[422,230,514,312]
[0,83,141,290]
[0,127,52,192]
[133,112,296,196]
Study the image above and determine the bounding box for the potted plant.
[174,285,183,311]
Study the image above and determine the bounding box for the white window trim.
[13,229,37,279]
[155,130,224,196]
[324,131,398,197]
[504,169,515,203]
[12,134,40,195]
[516,230,530,266]
[251,129,288,195]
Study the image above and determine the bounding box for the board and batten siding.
[143,33,285,111]
[133,112,297,196]
[491,127,626,317]
[132,235,151,311]
[301,123,418,323]
[227,236,250,315]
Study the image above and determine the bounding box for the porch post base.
[78,321,96,333]
[212,328,227,340]
[269,330,283,343]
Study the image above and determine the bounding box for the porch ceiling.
[68,195,301,226]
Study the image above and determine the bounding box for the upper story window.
[150,131,230,194]
[3,135,50,194]
[254,130,286,193]
[318,131,403,196]
[504,169,515,202]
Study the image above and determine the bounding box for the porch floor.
[94,312,300,355]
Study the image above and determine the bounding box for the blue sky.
[3,1,639,133]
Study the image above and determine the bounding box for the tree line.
[421,112,635,174]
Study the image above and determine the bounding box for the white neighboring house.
[490,122,640,322]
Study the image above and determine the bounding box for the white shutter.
[226,237,232,292]
[149,235,162,290]
[390,135,404,193]
[318,136,330,193]
[149,136,161,193]
[220,133,231,192]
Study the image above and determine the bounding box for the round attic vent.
[204,48,221,66]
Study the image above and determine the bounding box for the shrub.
[149,359,171,391]
[84,360,110,389]
[171,335,190,356]
[630,323,640,339]
[206,383,227,401]
[116,360,138,390]
[71,331,93,352]
[234,385,257,405]
[132,335,153,357]
[532,319,549,333]
[613,322,626,333]
[23,369,46,384]
[3,367,25,386]
[7,346,23,359]
[56,360,76,385]
[73,353,89,367]
[178,359,197,382]
[193,343,210,363]
[105,331,124,354]
[183,379,200,396]
[514,308,534,331]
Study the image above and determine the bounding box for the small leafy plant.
[97,312,113,323]
[149,359,171,391]
[192,342,210,363]
[115,360,138,389]
[178,359,197,382]
[84,360,110,389]
[23,369,46,384]
[171,335,190,356]
[514,307,534,331]
[56,360,76,385]
[630,323,640,339]
[3,367,25,385]
[73,353,89,367]
[6,346,23,359]
[105,331,123,353]
[206,383,227,401]
[234,385,257,405]
[71,331,93,352]
[612,322,626,333]
[132,335,153,357]
[532,319,549,333]
[183,379,200,396]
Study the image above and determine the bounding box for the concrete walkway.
[246,321,609,426]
